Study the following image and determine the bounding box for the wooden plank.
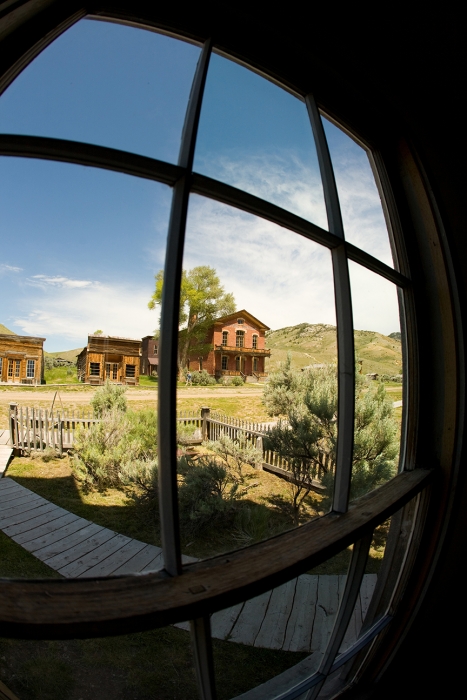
[0,477,17,489]
[61,534,133,578]
[340,576,362,652]
[282,574,318,652]
[0,448,13,476]
[228,590,272,646]
[3,505,69,538]
[34,523,106,564]
[0,492,44,513]
[360,574,377,621]
[311,575,341,653]
[0,501,56,529]
[16,514,86,549]
[111,543,162,575]
[79,538,148,578]
[254,579,297,649]
[210,602,244,640]
[0,485,21,503]
[141,551,164,572]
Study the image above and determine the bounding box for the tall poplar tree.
[148,266,235,373]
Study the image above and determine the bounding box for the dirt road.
[0,386,264,406]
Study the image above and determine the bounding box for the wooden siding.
[77,336,141,385]
[0,335,44,385]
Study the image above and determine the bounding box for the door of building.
[7,359,21,383]
[105,362,119,381]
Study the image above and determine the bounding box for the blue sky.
[0,18,399,351]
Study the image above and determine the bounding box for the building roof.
[213,310,270,331]
[0,333,46,342]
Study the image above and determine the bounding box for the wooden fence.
[9,403,96,455]
[9,403,323,491]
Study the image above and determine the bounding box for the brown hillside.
[0,323,15,335]
[265,323,402,377]
[45,348,83,363]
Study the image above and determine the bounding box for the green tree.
[148,266,235,372]
[263,358,398,524]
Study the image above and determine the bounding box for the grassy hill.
[265,323,402,377]
[0,323,15,335]
[45,348,83,362]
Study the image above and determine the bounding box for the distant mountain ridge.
[265,323,402,377]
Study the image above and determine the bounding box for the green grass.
[0,628,306,700]
[0,530,59,578]
[44,366,79,384]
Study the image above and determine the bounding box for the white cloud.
[14,279,157,347]
[29,275,96,289]
[0,263,22,273]
[184,195,336,330]
[331,147,393,266]
[196,150,328,231]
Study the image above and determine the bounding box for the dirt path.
[0,386,264,405]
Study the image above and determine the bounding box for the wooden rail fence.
[8,404,323,491]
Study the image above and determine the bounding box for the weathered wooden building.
[140,335,158,376]
[77,335,141,385]
[0,333,45,385]
[187,310,271,381]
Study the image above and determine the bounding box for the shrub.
[72,408,157,490]
[207,431,263,482]
[218,376,232,385]
[178,455,239,535]
[190,370,216,386]
[91,380,127,417]
[231,375,244,386]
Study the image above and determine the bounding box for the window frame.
[26,359,35,378]
[0,9,459,700]
[89,362,100,377]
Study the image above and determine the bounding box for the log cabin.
[76,334,141,385]
[187,310,271,381]
[0,333,45,385]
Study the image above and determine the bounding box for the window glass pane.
[0,156,169,578]
[0,19,200,163]
[194,54,328,228]
[322,117,394,266]
[164,194,336,561]
[349,262,403,499]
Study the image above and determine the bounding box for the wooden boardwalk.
[0,430,12,477]
[0,478,377,652]
[175,573,376,653]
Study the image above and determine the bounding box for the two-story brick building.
[187,310,271,380]
[0,333,45,385]
[77,334,141,385]
[140,335,158,376]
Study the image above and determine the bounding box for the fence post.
[58,416,63,456]
[9,403,18,450]
[201,406,210,441]
[255,436,264,470]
